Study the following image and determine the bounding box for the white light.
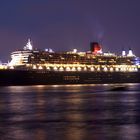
[90,67,94,71]
[77,67,81,71]
[122,50,126,56]
[54,66,58,71]
[33,65,37,69]
[66,67,71,71]
[110,67,113,71]
[24,38,33,50]
[127,49,134,56]
[97,67,100,71]
[10,66,14,69]
[45,48,48,52]
[72,67,76,71]
[84,67,87,71]
[104,67,108,71]
[73,49,77,53]
[59,67,64,71]
[134,68,138,71]
[128,68,132,71]
[49,48,54,53]
[39,66,43,69]
[115,67,119,71]
[120,67,126,71]
[46,67,50,70]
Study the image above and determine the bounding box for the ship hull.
[0,69,140,86]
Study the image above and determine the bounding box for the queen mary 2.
[0,39,140,86]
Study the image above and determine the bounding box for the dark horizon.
[0,0,140,62]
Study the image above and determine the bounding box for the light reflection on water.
[0,84,140,140]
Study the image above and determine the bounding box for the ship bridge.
[8,39,34,66]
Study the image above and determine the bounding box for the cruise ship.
[0,39,140,86]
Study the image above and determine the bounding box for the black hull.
[0,69,140,86]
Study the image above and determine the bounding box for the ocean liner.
[0,39,140,86]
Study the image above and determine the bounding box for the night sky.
[0,0,140,62]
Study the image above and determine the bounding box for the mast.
[24,38,33,50]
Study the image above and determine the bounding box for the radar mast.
[24,38,33,50]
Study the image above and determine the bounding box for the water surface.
[0,84,140,140]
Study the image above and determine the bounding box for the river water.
[0,84,140,140]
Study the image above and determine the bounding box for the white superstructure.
[8,39,33,66]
